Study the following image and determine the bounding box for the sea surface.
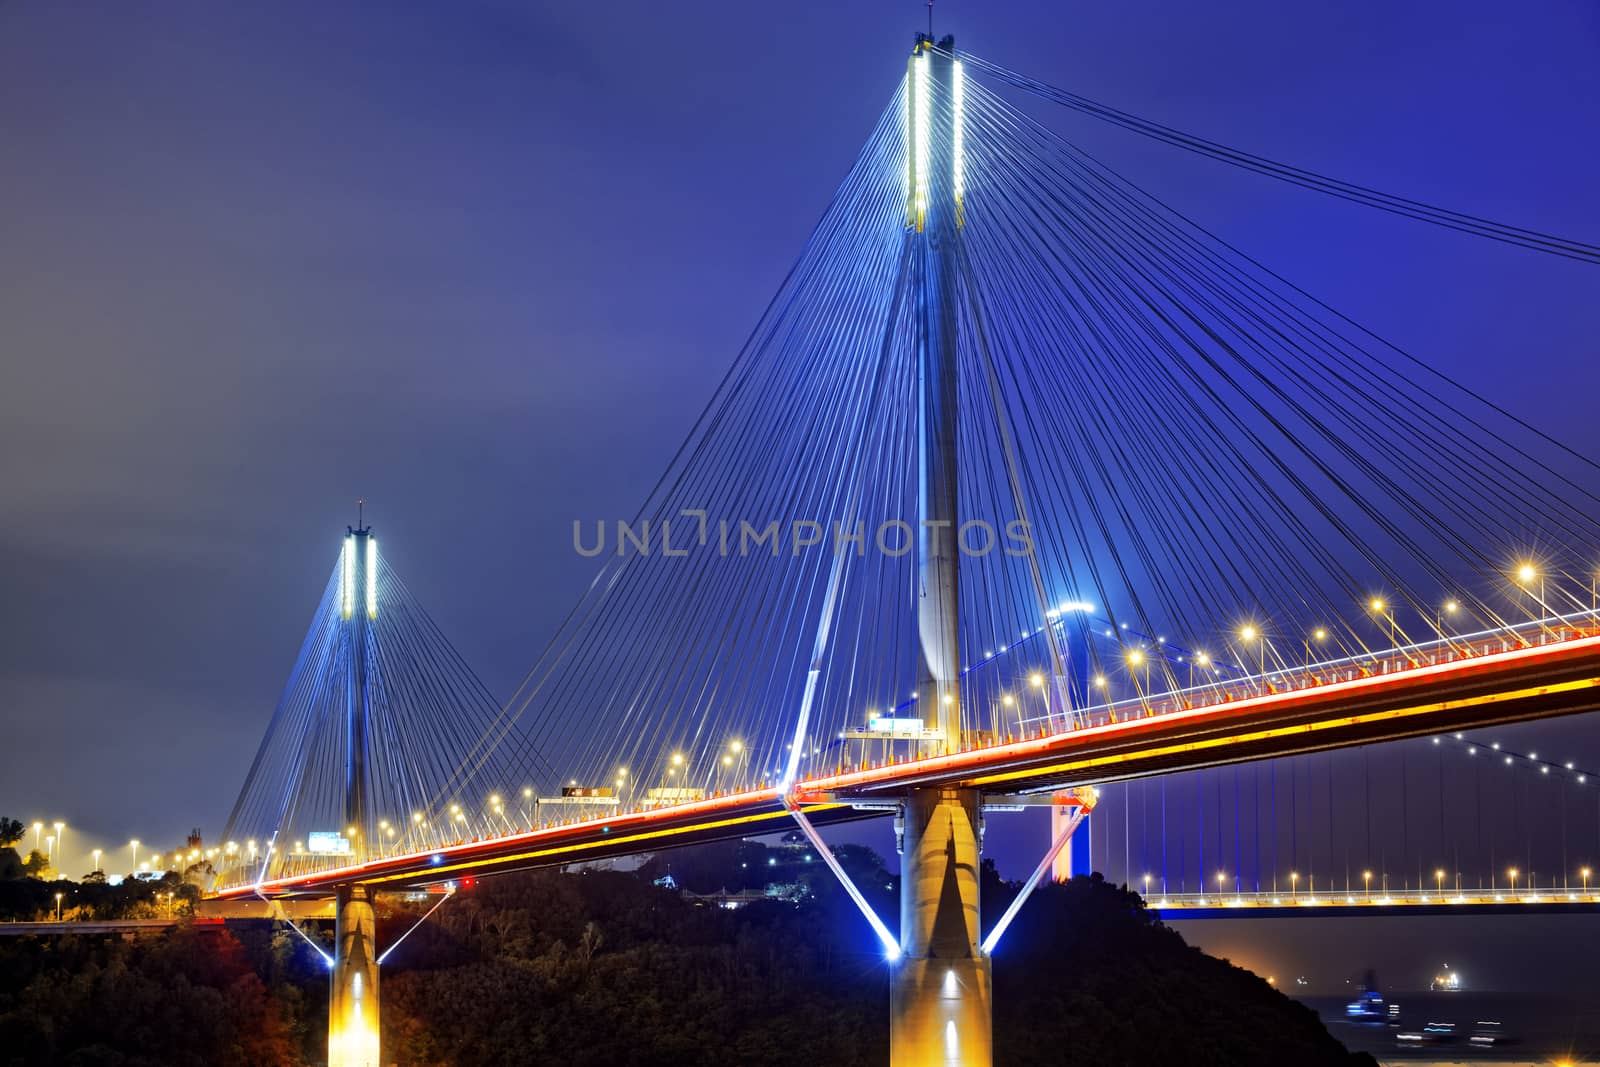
[1301,992,1600,1064]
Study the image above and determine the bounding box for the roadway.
[213,626,1600,900]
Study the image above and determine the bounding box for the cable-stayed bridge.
[201,36,1600,1067]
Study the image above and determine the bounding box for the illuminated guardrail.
[213,613,1600,895]
[1149,888,1600,911]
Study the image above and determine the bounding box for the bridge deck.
[214,631,1600,899]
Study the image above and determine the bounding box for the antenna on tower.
[927,1,934,37]
[356,497,366,532]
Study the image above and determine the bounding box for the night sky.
[3,0,1598,987]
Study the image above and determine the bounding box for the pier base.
[328,885,380,1067]
[892,786,992,1066]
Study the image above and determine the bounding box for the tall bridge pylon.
[219,520,550,1067]
[898,33,990,1066]
[333,525,378,1067]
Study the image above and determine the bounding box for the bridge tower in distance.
[896,33,993,1067]
[330,521,381,1067]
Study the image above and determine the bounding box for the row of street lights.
[24,822,168,881]
[874,561,1574,743]
[1114,562,1556,694]
[257,739,759,871]
[1144,864,1595,899]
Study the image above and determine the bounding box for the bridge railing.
[1013,611,1600,738]
[1146,885,1600,910]
[212,612,1600,895]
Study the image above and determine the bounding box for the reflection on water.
[1301,992,1600,1063]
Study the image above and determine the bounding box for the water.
[1301,992,1600,1064]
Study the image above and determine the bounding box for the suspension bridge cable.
[951,49,1600,265]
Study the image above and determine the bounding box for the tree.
[21,849,50,879]
[0,817,24,849]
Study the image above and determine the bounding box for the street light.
[54,892,63,922]
[1508,867,1520,896]
[31,822,42,852]
[1363,870,1372,900]
[1239,624,1265,681]
[1434,869,1445,897]
[1126,648,1150,697]
[1582,867,1591,896]
[1290,871,1299,900]
[1368,598,1395,646]
[129,840,140,871]
[1026,671,1048,718]
[92,849,101,873]
[1514,563,1546,616]
[53,822,65,875]
[1306,628,1327,669]
[1440,600,1460,633]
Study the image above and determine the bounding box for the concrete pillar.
[911,35,965,755]
[1051,798,1092,883]
[343,527,375,857]
[893,786,992,1066]
[328,884,380,1067]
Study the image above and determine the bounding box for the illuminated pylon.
[893,33,992,1067]
[334,520,380,1067]
[341,523,377,855]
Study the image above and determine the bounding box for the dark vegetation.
[0,829,1374,1066]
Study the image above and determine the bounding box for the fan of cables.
[422,50,1600,818]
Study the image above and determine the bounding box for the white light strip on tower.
[341,535,354,619]
[365,536,377,619]
[953,58,965,220]
[903,72,913,223]
[911,52,929,229]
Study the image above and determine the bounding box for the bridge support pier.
[893,786,992,1066]
[1051,793,1091,883]
[328,885,380,1067]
